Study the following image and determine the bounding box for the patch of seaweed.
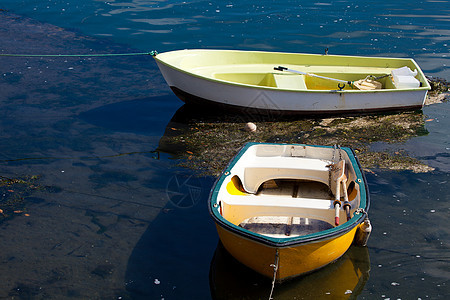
[158,109,432,177]
[0,175,42,222]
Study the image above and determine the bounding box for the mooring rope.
[0,50,158,58]
[268,249,279,300]
[0,150,160,163]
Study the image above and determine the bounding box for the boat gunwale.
[208,142,370,248]
[154,49,431,92]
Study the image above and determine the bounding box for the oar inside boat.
[330,160,347,226]
[342,176,352,221]
[274,66,388,90]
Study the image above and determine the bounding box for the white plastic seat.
[273,74,307,90]
[242,157,331,194]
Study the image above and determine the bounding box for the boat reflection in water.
[209,242,370,300]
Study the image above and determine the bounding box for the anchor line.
[0,50,159,58]
[269,249,280,300]
[0,150,160,163]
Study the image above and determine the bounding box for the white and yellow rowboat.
[208,143,371,281]
[153,49,430,115]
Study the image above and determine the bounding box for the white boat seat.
[221,195,336,225]
[242,157,332,194]
[223,194,334,210]
[273,74,307,90]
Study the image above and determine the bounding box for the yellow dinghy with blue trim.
[153,49,430,115]
[208,143,371,281]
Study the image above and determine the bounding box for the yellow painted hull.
[216,222,359,280]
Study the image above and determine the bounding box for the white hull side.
[156,61,427,113]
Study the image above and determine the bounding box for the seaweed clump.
[159,110,431,177]
[427,76,449,96]
[0,175,42,222]
[425,76,449,105]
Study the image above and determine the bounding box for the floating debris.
[244,122,257,132]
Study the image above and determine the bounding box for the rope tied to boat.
[0,50,159,57]
[355,208,367,216]
[268,249,279,300]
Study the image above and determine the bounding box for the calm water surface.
[0,0,449,299]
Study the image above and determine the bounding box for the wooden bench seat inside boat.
[241,156,331,194]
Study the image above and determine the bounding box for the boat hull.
[215,222,359,280]
[154,49,430,115]
[169,85,423,116]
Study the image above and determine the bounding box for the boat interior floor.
[240,216,334,238]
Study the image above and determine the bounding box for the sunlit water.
[0,0,449,299]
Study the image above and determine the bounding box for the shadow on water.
[209,242,370,300]
[123,174,218,299]
[79,95,182,136]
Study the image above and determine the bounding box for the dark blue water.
[0,1,449,299]
[3,0,450,74]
